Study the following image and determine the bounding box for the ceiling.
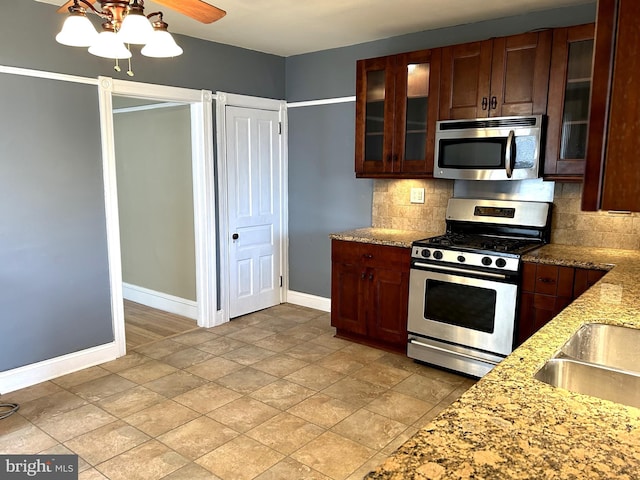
[37,0,593,57]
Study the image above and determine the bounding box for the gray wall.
[0,0,284,374]
[0,74,113,371]
[285,3,597,298]
[115,104,196,301]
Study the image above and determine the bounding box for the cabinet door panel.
[355,56,396,175]
[331,261,367,335]
[599,0,640,211]
[581,0,640,211]
[545,23,595,179]
[368,267,409,346]
[439,40,492,119]
[394,49,440,175]
[490,31,552,117]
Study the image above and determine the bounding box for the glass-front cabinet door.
[544,23,595,180]
[355,49,440,177]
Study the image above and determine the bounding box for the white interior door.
[226,105,282,318]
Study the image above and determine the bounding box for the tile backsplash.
[372,180,640,250]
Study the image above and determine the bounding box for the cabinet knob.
[369,273,374,281]
[363,254,373,259]
[361,272,366,279]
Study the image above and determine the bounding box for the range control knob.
[457,255,466,263]
[433,250,444,260]
[420,249,431,258]
[495,258,507,268]
[481,257,493,266]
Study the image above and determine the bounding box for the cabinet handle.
[490,96,498,110]
[393,154,398,162]
[369,274,374,281]
[362,254,373,259]
[361,272,366,280]
[538,277,556,284]
[386,154,392,163]
[482,97,488,110]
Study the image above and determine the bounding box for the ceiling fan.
[56,0,226,24]
[54,0,226,72]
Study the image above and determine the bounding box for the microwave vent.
[438,117,538,131]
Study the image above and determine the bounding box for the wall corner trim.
[0,343,119,395]
[286,290,331,312]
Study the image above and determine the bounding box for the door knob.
[232,233,239,240]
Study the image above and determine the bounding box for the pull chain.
[127,44,134,77]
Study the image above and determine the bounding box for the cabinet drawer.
[531,264,574,296]
[331,240,410,270]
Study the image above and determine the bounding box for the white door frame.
[98,76,218,357]
[216,92,288,323]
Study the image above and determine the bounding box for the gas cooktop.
[414,233,543,256]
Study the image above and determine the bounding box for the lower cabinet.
[331,239,409,353]
[517,262,606,346]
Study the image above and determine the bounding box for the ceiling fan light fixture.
[89,30,132,59]
[56,10,98,47]
[141,22,183,58]
[118,6,154,45]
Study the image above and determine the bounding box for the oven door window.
[424,279,497,333]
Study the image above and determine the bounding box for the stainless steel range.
[407,198,552,377]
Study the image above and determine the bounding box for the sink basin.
[556,323,640,372]
[534,358,640,408]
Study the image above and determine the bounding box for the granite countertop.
[362,242,640,479]
[329,227,439,249]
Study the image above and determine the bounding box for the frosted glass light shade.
[56,14,98,47]
[88,31,132,59]
[118,13,154,45]
[141,30,183,58]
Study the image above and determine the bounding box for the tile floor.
[0,304,475,480]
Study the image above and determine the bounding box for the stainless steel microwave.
[434,115,544,181]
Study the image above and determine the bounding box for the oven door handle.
[412,262,508,280]
[409,338,500,366]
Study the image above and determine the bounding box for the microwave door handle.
[505,130,515,179]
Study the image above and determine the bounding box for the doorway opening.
[99,78,217,357]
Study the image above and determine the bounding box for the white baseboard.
[286,290,331,312]
[123,283,198,320]
[0,342,119,395]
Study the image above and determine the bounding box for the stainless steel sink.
[555,323,640,372]
[534,358,640,408]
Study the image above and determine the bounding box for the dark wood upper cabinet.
[440,31,552,120]
[355,49,441,178]
[544,23,595,181]
[582,0,640,212]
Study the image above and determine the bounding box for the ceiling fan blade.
[152,0,226,24]
[57,0,75,13]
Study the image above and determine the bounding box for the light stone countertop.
[330,230,640,479]
[329,227,438,249]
